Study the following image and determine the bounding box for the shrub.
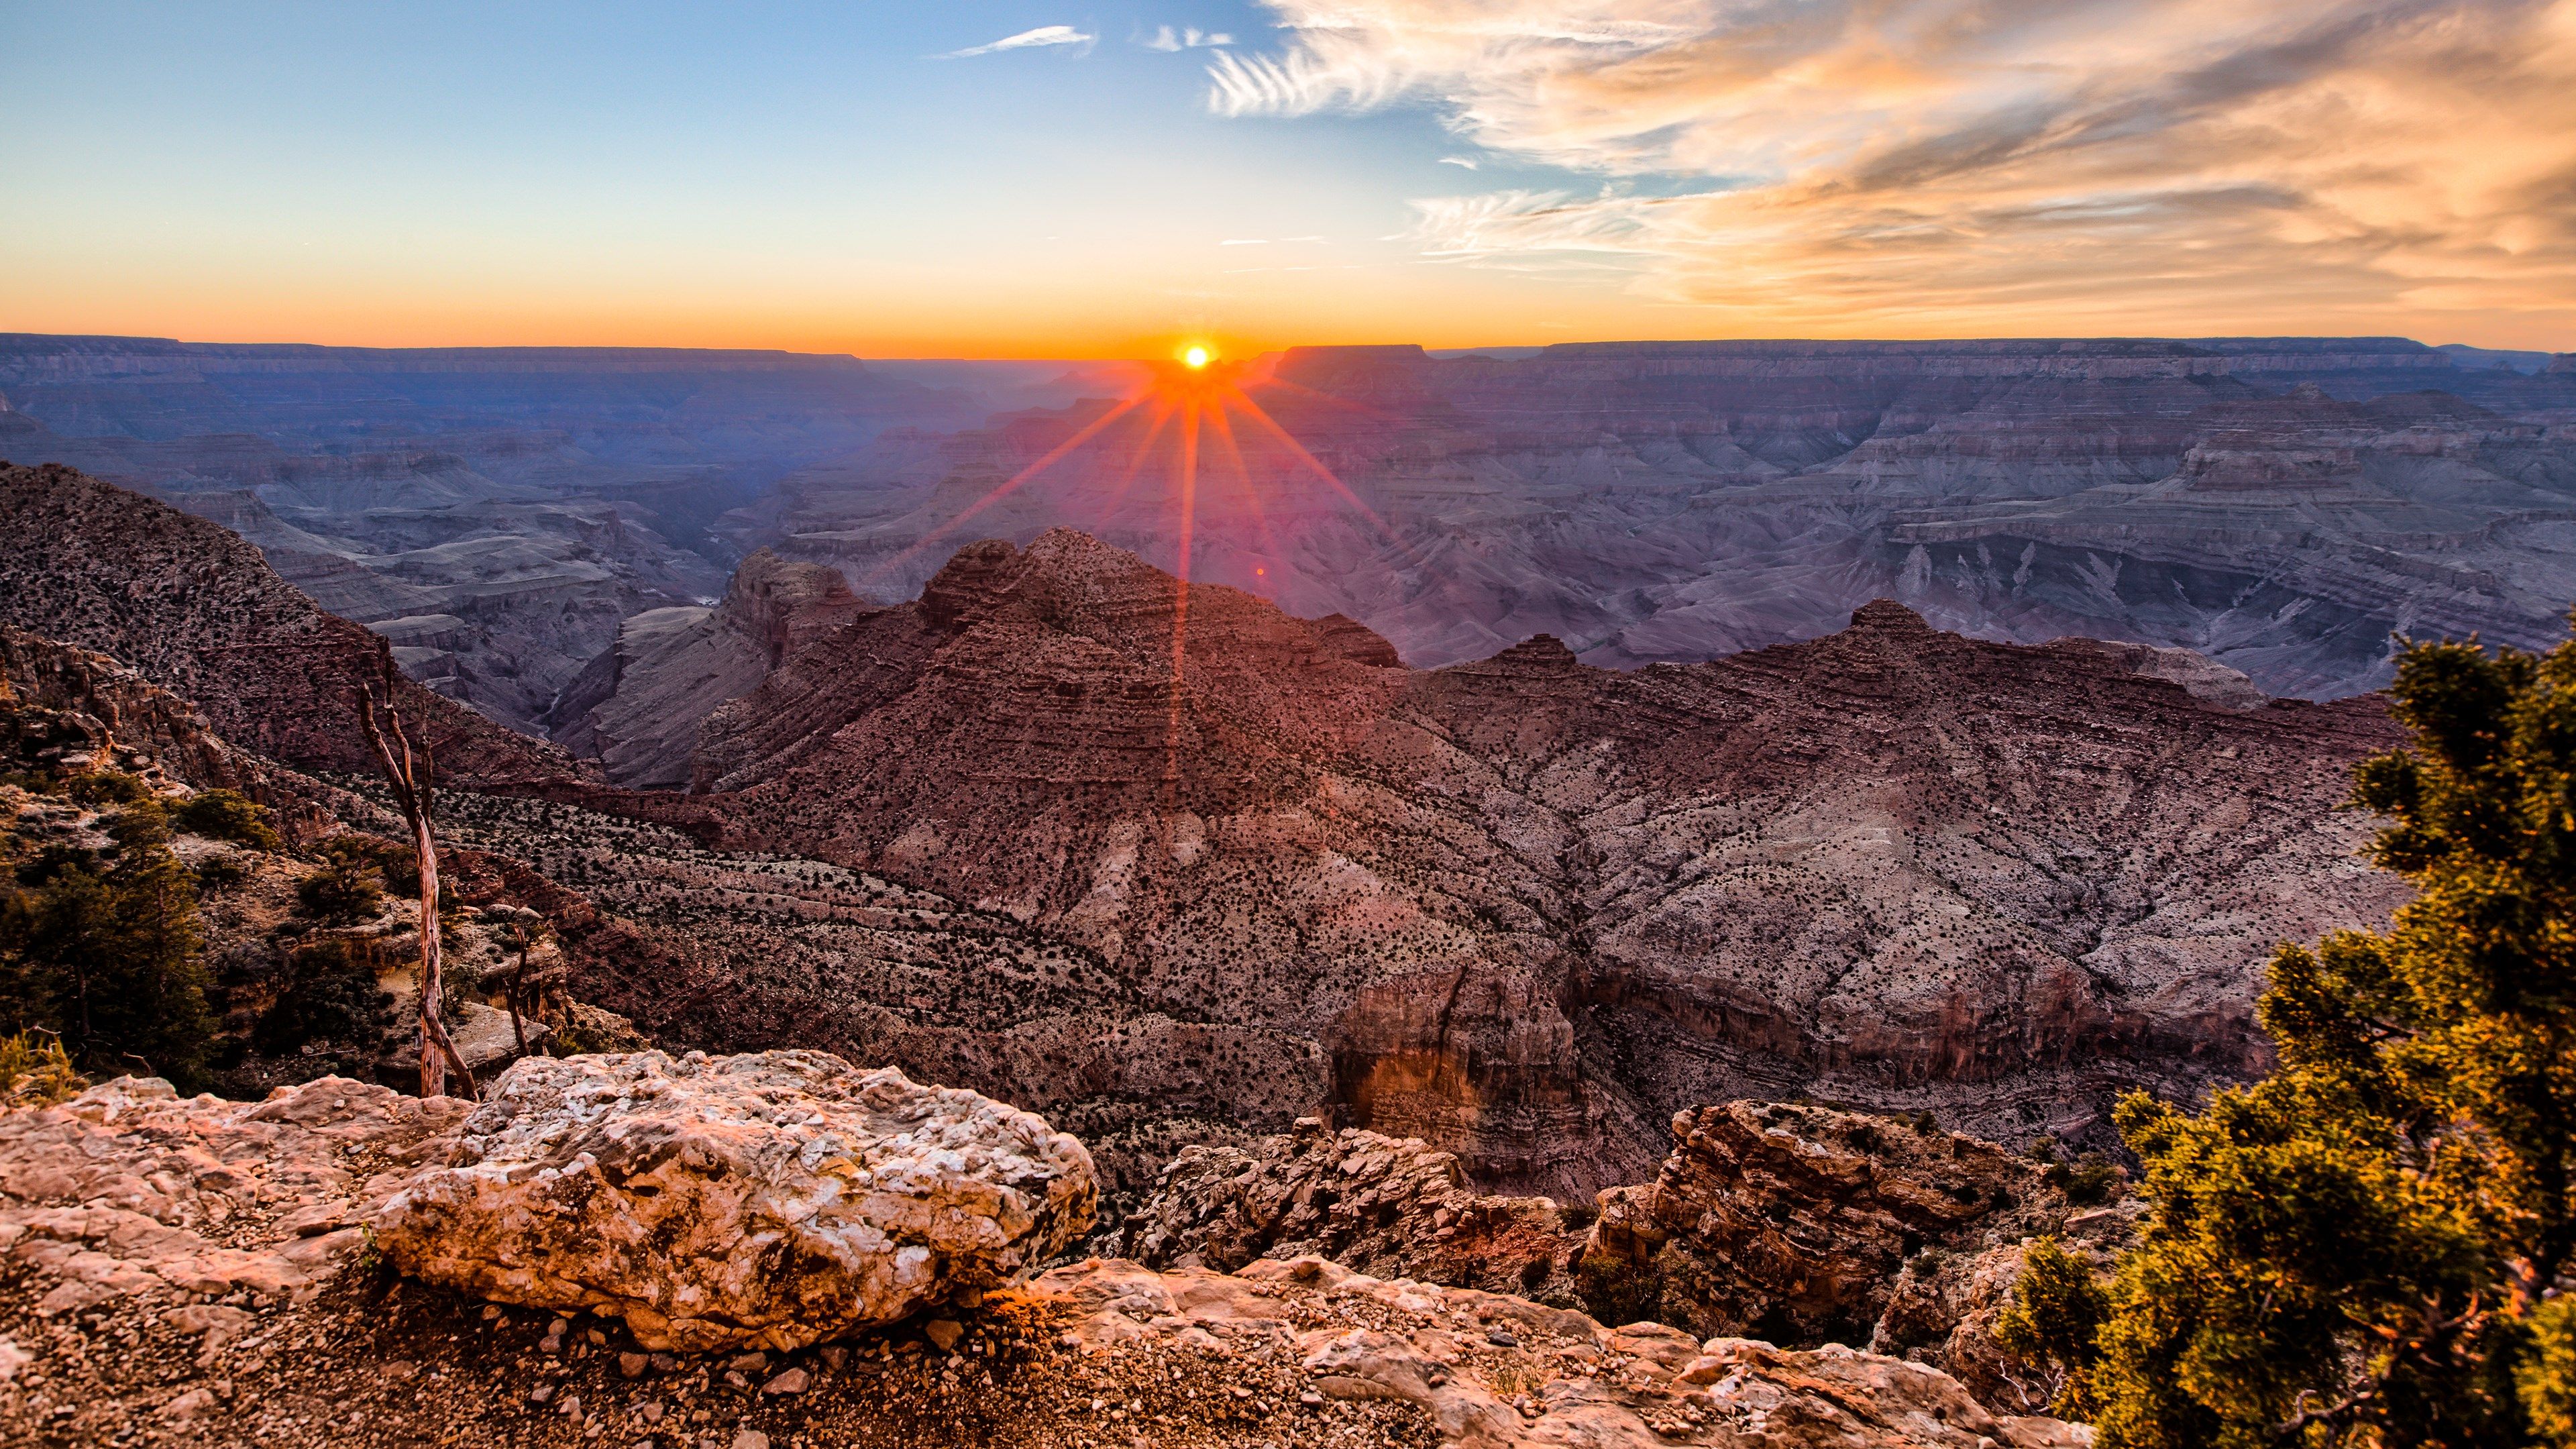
[295,863,383,926]
[171,790,279,851]
[193,853,250,892]
[254,938,390,1055]
[63,771,150,806]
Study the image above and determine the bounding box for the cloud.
[1142,25,1235,52]
[1212,0,2576,335]
[1438,156,1479,169]
[937,25,1095,60]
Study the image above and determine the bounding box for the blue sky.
[3,1,2568,354]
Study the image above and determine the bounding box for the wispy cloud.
[936,25,1095,60]
[1212,0,2576,334]
[1141,25,1234,52]
[1438,156,1478,169]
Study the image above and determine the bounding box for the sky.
[1,0,2570,356]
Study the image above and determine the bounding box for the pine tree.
[2004,625,2576,1446]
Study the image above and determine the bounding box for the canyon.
[7,333,2573,739]
[541,525,2408,1197]
[737,337,2576,702]
[0,462,2412,1204]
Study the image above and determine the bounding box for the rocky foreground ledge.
[0,1063,2086,1447]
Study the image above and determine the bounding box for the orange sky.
[3,1,2569,356]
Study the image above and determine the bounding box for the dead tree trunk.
[354,688,476,1099]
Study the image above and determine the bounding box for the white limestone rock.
[371,1050,1096,1350]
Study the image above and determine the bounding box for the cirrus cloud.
[1210,0,2576,337]
[938,25,1096,60]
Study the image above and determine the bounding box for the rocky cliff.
[626,529,2406,1195]
[0,462,578,786]
[548,549,872,788]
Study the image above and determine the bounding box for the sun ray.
[1102,396,1175,515]
[1227,391,1394,538]
[1203,400,1289,582]
[861,391,1150,588]
[1166,397,1204,786]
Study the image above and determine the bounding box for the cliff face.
[547,549,871,788]
[743,337,2576,701]
[665,529,2406,1195]
[0,625,261,794]
[0,462,578,786]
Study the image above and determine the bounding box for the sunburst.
[868,340,1391,784]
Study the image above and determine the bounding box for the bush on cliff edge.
[2003,624,2576,1446]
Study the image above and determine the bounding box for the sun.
[1181,344,1212,370]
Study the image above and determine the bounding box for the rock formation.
[372,1051,1097,1349]
[0,1071,2085,1448]
[548,549,871,788]
[1,624,264,796]
[1576,1098,2123,1361]
[1038,1255,2085,1448]
[1119,1119,1581,1303]
[0,462,579,786]
[632,529,2404,1194]
[1118,1101,2133,1416]
[0,1075,470,1319]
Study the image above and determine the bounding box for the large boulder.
[371,1050,1096,1350]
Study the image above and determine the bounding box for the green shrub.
[63,771,150,806]
[193,853,250,892]
[295,863,384,926]
[171,790,279,851]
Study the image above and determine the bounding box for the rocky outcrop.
[1120,1102,2128,1417]
[1040,1255,2086,1448]
[1,624,260,794]
[1580,1101,2136,1401]
[652,531,2402,1193]
[549,549,871,787]
[0,1075,470,1317]
[371,1051,1097,1350]
[1120,1119,1581,1302]
[0,462,580,786]
[2,1055,2087,1447]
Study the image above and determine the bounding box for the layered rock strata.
[658,530,2405,1192]
[372,1051,1097,1350]
[0,463,579,786]
[1119,1120,1581,1303]
[1580,1100,2142,1408]
[548,548,871,788]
